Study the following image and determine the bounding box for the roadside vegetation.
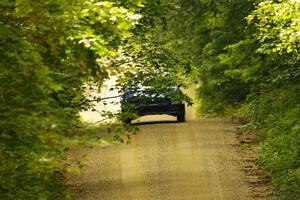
[157,1,299,199]
[0,0,143,199]
[1,0,299,199]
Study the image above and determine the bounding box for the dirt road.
[66,112,266,200]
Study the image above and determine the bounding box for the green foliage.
[2,0,299,199]
[243,86,300,199]
[108,0,194,122]
[162,0,256,115]
[117,40,191,99]
[248,0,300,58]
[160,0,300,199]
[0,0,141,199]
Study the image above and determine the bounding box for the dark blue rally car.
[121,85,185,123]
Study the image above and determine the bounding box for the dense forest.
[0,0,299,199]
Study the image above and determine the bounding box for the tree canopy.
[1,0,299,199]
[158,0,300,199]
[0,0,143,198]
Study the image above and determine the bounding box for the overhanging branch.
[72,95,122,108]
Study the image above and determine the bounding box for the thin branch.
[61,73,86,82]
[95,117,111,123]
[72,95,122,108]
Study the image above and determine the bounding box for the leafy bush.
[159,0,300,199]
[243,86,300,199]
[0,0,142,199]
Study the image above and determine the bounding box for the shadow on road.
[133,120,179,126]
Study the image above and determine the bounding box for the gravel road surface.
[66,111,262,200]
